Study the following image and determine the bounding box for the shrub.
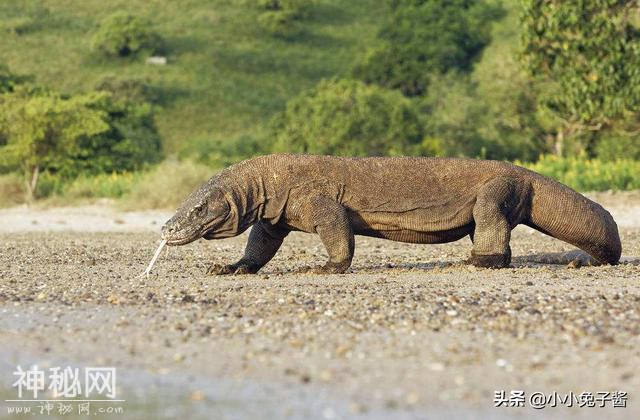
[76,93,163,175]
[63,171,141,199]
[256,0,311,38]
[519,155,640,191]
[594,135,640,162]
[270,78,426,156]
[22,161,212,206]
[33,170,65,198]
[91,12,164,58]
[0,65,29,93]
[29,170,141,200]
[123,160,213,209]
[257,10,301,39]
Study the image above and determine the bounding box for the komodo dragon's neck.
[216,158,274,234]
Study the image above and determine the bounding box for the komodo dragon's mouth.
[163,210,233,246]
[162,224,205,246]
[164,219,222,245]
[165,235,200,246]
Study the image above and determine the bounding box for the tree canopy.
[0,87,110,198]
[353,0,504,96]
[271,78,427,156]
[521,0,640,153]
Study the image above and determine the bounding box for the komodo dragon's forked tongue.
[138,239,167,278]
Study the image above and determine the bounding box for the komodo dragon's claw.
[206,263,231,275]
[206,263,257,275]
[296,261,350,274]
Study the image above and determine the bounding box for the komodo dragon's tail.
[524,176,622,266]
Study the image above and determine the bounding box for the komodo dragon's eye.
[194,205,207,217]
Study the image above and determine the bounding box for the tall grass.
[0,173,26,207]
[0,160,213,209]
[519,155,640,191]
[63,172,142,199]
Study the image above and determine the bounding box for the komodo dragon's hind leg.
[207,222,289,275]
[468,177,519,268]
[299,196,354,274]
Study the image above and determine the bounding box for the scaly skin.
[161,154,622,274]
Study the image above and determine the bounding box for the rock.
[146,56,167,65]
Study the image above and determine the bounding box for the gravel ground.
[0,194,638,419]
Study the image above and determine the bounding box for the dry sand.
[0,193,638,419]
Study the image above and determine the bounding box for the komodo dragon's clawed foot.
[467,252,511,269]
[296,261,350,274]
[206,263,259,275]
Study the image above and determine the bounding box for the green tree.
[353,0,503,97]
[418,74,491,158]
[0,87,109,199]
[76,91,163,175]
[92,12,164,58]
[469,0,545,160]
[521,0,640,156]
[270,78,427,156]
[0,66,29,148]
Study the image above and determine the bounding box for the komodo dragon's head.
[161,179,235,246]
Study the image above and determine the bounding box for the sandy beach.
[0,192,638,419]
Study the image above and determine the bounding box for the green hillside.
[1,0,639,206]
[0,0,385,154]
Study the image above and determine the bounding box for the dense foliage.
[353,0,503,96]
[271,79,426,156]
[0,81,162,198]
[0,87,109,197]
[92,12,164,58]
[520,155,640,191]
[76,94,162,176]
[521,0,640,154]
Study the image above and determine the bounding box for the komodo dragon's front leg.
[301,195,355,274]
[207,222,289,275]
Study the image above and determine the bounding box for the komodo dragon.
[161,154,622,274]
